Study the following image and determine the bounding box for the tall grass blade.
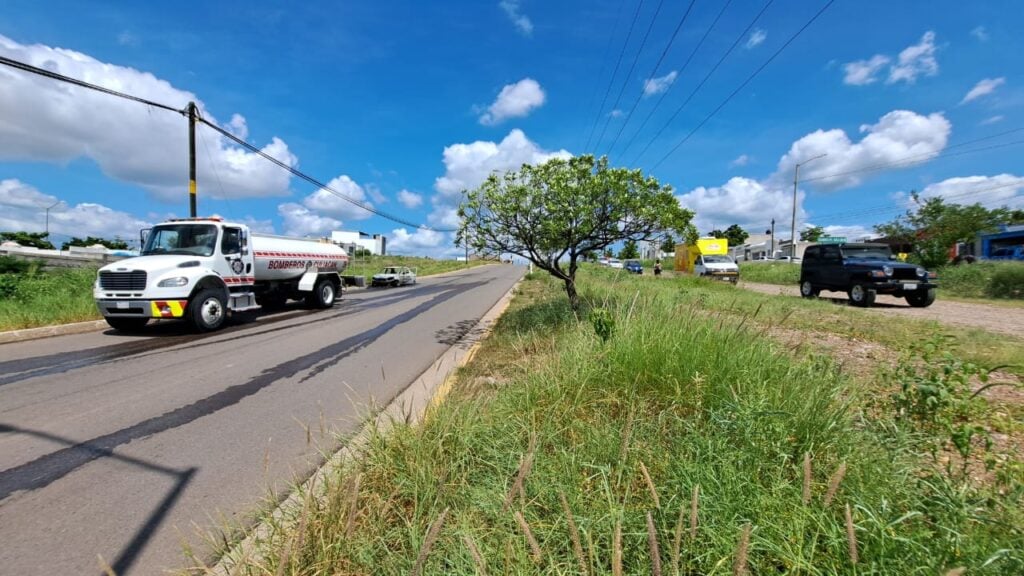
[514,510,543,565]
[845,503,858,565]
[732,523,751,576]
[639,461,660,509]
[411,507,449,576]
[647,511,663,576]
[559,491,587,576]
[823,462,847,507]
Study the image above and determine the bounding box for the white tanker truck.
[94,217,349,332]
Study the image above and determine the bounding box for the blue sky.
[0,0,1021,255]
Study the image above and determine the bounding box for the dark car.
[799,243,938,307]
[624,259,643,274]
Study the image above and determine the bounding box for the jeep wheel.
[104,317,149,332]
[905,288,936,308]
[799,280,819,298]
[848,283,876,307]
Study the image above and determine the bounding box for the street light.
[44,200,63,241]
[790,153,826,258]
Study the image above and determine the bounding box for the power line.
[813,181,1024,224]
[577,0,627,153]
[198,118,453,231]
[584,0,647,152]
[0,54,449,232]
[629,0,774,164]
[603,0,698,157]
[593,0,667,152]
[617,0,735,159]
[649,0,835,171]
[0,55,186,115]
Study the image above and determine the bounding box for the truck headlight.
[158,276,189,287]
[916,267,927,277]
[882,265,893,276]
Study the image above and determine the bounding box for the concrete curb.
[206,272,521,574]
[0,319,108,345]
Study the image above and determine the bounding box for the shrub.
[0,255,33,275]
[986,263,1024,299]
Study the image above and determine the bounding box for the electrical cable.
[584,0,647,152]
[617,0,734,159]
[198,118,454,231]
[629,0,774,164]
[577,0,627,152]
[649,0,835,171]
[593,0,667,152]
[603,0,698,157]
[0,54,448,232]
[0,55,186,115]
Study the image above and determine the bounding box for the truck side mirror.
[140,228,151,249]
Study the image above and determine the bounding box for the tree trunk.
[563,277,580,311]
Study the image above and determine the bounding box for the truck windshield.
[841,246,892,260]
[703,255,732,263]
[141,224,219,257]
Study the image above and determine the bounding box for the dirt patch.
[740,281,1024,337]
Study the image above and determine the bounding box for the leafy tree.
[1009,209,1024,224]
[660,234,676,253]
[619,240,640,260]
[710,224,749,247]
[799,225,825,242]
[458,155,693,310]
[61,236,129,251]
[874,194,1012,268]
[0,231,54,250]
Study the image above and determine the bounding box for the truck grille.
[99,271,147,291]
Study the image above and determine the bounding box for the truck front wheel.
[848,283,876,307]
[307,278,337,308]
[189,288,227,332]
[104,317,149,332]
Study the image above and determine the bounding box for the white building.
[330,230,387,256]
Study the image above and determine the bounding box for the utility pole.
[44,199,62,240]
[790,153,826,258]
[188,101,198,218]
[770,218,775,259]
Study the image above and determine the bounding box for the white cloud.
[821,224,877,242]
[730,154,750,168]
[387,227,450,255]
[300,175,374,221]
[960,77,1005,104]
[397,189,423,209]
[0,179,152,241]
[842,54,890,86]
[434,129,570,200]
[745,29,767,49]
[479,78,546,125]
[917,174,1024,209]
[0,34,297,203]
[971,26,988,42]
[277,203,342,237]
[225,113,249,140]
[887,31,939,84]
[364,183,387,204]
[676,177,806,240]
[608,109,624,118]
[499,1,533,36]
[117,31,139,47]
[773,110,951,190]
[643,71,678,97]
[980,115,1005,126]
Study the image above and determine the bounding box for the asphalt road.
[0,263,523,575]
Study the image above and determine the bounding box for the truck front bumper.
[869,280,937,294]
[97,299,188,319]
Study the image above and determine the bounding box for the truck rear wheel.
[307,278,337,308]
[189,288,227,332]
[905,288,936,308]
[799,280,819,298]
[104,317,149,332]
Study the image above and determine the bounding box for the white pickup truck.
[694,254,740,283]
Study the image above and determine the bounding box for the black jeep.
[799,243,938,307]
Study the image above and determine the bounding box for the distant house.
[330,230,386,256]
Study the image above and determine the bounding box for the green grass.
[221,269,1023,575]
[739,261,801,285]
[344,255,492,282]
[0,268,100,330]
